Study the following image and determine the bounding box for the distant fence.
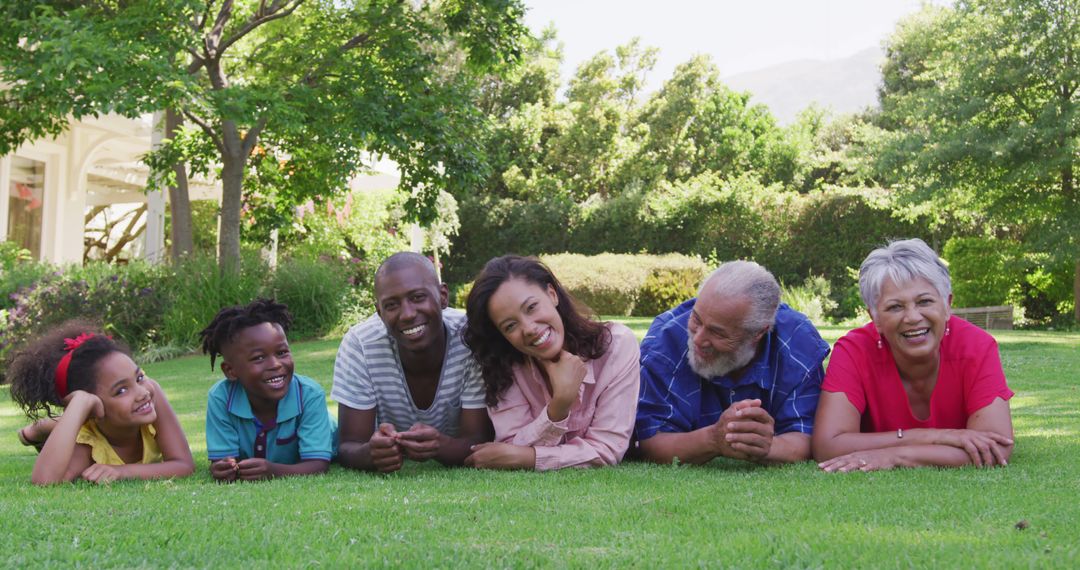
[952,305,1014,330]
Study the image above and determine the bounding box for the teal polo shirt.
[206,373,337,463]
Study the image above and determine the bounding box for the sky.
[523,0,939,89]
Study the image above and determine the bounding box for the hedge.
[447,179,952,320]
[545,253,708,317]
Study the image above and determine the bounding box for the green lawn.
[0,321,1077,567]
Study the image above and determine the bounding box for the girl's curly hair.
[198,298,292,370]
[463,255,611,407]
[4,319,131,420]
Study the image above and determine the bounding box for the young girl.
[8,320,195,485]
[200,298,336,482]
[462,255,640,470]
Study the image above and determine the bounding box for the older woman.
[812,239,1015,472]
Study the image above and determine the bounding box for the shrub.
[1015,255,1075,327]
[84,261,170,351]
[780,276,837,327]
[449,281,473,309]
[283,188,410,292]
[777,187,951,319]
[0,259,53,312]
[0,241,32,271]
[943,236,1025,308]
[539,253,707,317]
[0,261,169,377]
[159,252,267,349]
[634,255,709,316]
[267,256,353,340]
[541,253,646,316]
[446,194,576,284]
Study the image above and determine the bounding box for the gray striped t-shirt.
[331,308,486,436]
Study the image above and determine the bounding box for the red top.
[822,316,1014,432]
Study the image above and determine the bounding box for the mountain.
[723,46,884,125]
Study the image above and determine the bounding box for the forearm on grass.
[638,429,720,465]
[269,459,330,477]
[31,402,94,485]
[758,432,811,465]
[885,444,988,468]
[111,459,205,481]
[434,432,487,466]
[337,441,380,471]
[814,428,992,461]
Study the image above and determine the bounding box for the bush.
[1,241,53,312]
[449,281,473,310]
[943,236,1025,308]
[446,194,576,284]
[0,261,169,377]
[267,256,353,340]
[0,247,378,372]
[282,189,410,293]
[777,187,950,319]
[540,253,707,317]
[1015,255,1075,327]
[448,178,959,325]
[158,253,267,350]
[635,255,709,316]
[541,253,646,316]
[780,276,837,327]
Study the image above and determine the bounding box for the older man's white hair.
[859,238,952,317]
[698,260,781,333]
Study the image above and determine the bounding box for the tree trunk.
[1074,259,1079,322]
[1063,163,1078,322]
[218,153,244,273]
[165,108,195,262]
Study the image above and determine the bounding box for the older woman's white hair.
[859,238,951,317]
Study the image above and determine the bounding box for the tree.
[626,55,782,187]
[545,38,658,200]
[877,0,1080,319]
[1,0,527,271]
[0,1,196,261]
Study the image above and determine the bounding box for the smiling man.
[332,252,490,473]
[635,260,830,465]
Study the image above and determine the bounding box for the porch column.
[143,111,167,263]
[0,155,10,239]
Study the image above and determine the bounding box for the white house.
[0,113,219,264]
[2,113,408,265]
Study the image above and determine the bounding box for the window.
[7,156,45,258]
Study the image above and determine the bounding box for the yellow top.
[75,420,162,465]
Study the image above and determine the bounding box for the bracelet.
[897,428,904,439]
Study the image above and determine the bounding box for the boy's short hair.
[199,298,292,369]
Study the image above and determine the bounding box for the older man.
[635,260,830,465]
[333,252,490,473]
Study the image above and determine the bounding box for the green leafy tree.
[545,38,658,200]
[1,0,526,271]
[627,55,782,187]
[877,0,1080,319]
[475,27,564,199]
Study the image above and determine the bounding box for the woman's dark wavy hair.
[199,298,292,370]
[463,255,611,407]
[4,319,131,420]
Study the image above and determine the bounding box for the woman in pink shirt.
[812,238,1015,472]
[462,255,640,470]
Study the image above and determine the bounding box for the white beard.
[687,335,758,379]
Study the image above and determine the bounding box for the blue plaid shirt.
[635,299,830,441]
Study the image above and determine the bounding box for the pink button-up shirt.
[488,322,641,471]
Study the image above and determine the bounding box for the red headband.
[54,333,97,400]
